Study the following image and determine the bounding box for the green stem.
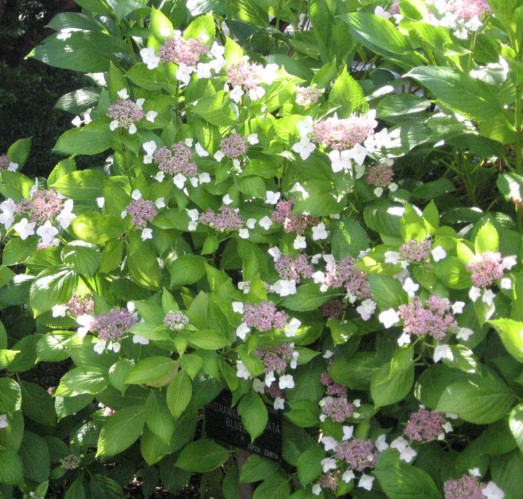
[515,81,522,174]
[466,31,477,73]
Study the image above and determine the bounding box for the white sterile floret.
[142,140,157,164]
[141,228,153,240]
[469,286,482,302]
[358,474,375,491]
[129,123,137,134]
[248,86,265,101]
[403,277,419,297]
[312,222,328,240]
[374,187,384,197]
[236,322,251,340]
[236,362,251,380]
[434,344,451,363]
[482,289,496,306]
[247,133,259,145]
[500,277,512,289]
[379,308,400,328]
[329,149,353,173]
[133,334,149,345]
[176,63,194,85]
[131,189,142,200]
[342,470,355,484]
[323,350,334,359]
[146,110,157,123]
[232,302,244,314]
[265,190,280,204]
[173,173,187,189]
[284,318,301,337]
[292,138,316,160]
[190,177,199,188]
[321,457,337,473]
[229,86,244,103]
[385,251,401,265]
[140,47,160,70]
[199,172,211,183]
[274,397,285,410]
[503,255,517,269]
[52,304,68,317]
[265,371,276,387]
[37,221,59,244]
[431,246,447,262]
[320,436,338,451]
[268,246,281,262]
[375,434,389,452]
[56,200,76,229]
[187,209,199,223]
[0,199,17,229]
[356,299,376,321]
[13,218,36,240]
[0,414,8,429]
[253,378,265,394]
[397,332,411,347]
[390,436,417,463]
[76,314,94,337]
[193,142,208,157]
[223,194,233,205]
[312,484,322,496]
[117,88,129,99]
[246,218,256,229]
[258,216,273,230]
[294,235,307,249]
[342,425,354,441]
[482,481,505,499]
[272,280,297,297]
[155,172,165,182]
[452,301,465,314]
[238,229,250,239]
[196,63,212,79]
[457,328,474,340]
[469,468,482,477]
[389,182,398,192]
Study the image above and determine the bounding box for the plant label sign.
[205,391,282,461]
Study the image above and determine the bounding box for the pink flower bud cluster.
[404,407,446,442]
[0,154,9,169]
[335,438,379,471]
[320,372,348,398]
[91,308,137,342]
[200,205,243,231]
[60,454,82,471]
[164,311,189,331]
[389,0,400,15]
[275,253,313,282]
[107,99,144,129]
[444,475,484,499]
[271,198,319,235]
[466,251,505,288]
[265,383,285,400]
[322,397,354,423]
[158,33,209,66]
[366,163,394,188]
[398,295,457,340]
[310,114,376,151]
[66,294,94,318]
[450,0,491,20]
[320,299,345,319]
[295,84,324,107]
[220,133,249,158]
[226,61,264,90]
[325,256,371,301]
[400,239,432,263]
[243,301,288,332]
[16,189,63,224]
[154,143,197,177]
[126,199,157,227]
[320,471,340,491]
[255,342,294,374]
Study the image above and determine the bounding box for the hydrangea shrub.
[1,1,523,498]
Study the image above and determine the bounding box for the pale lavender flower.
[153,143,197,177]
[404,407,447,442]
[220,133,249,158]
[164,311,189,331]
[199,205,243,231]
[444,474,484,499]
[125,199,157,227]
[400,239,432,263]
[91,308,137,342]
[335,438,379,471]
[66,294,95,318]
[466,251,505,288]
[107,99,144,130]
[243,301,288,332]
[158,33,209,66]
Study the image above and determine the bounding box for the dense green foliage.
[1,1,523,498]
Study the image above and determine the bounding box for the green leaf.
[167,370,192,419]
[297,445,324,486]
[61,241,101,276]
[126,357,177,386]
[109,358,133,393]
[282,284,334,312]
[329,66,368,115]
[20,381,56,427]
[128,243,162,290]
[70,213,124,245]
[436,377,515,424]
[253,475,291,499]
[497,172,523,202]
[329,352,381,390]
[19,431,50,483]
[170,255,207,286]
[51,170,106,201]
[374,449,442,499]
[188,329,230,350]
[414,364,467,409]
[55,88,101,114]
[0,411,24,451]
[65,478,87,499]
[37,332,73,362]
[406,66,504,123]
[411,178,456,199]
[239,454,279,483]
[184,12,215,43]
[0,378,21,413]
[475,221,499,254]
[194,91,236,126]
[126,63,169,91]
[369,274,408,311]
[54,119,113,155]
[99,240,124,273]
[509,404,523,453]
[286,400,320,428]
[89,474,125,498]
[29,267,76,316]
[145,391,175,443]
[2,237,39,266]
[0,450,24,485]
[488,319,523,364]
[7,137,32,167]
[490,450,523,499]
[371,360,414,408]
[55,367,108,397]
[97,405,146,457]
[8,335,40,372]
[150,6,173,45]
[176,439,229,472]
[238,392,268,442]
[105,0,148,23]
